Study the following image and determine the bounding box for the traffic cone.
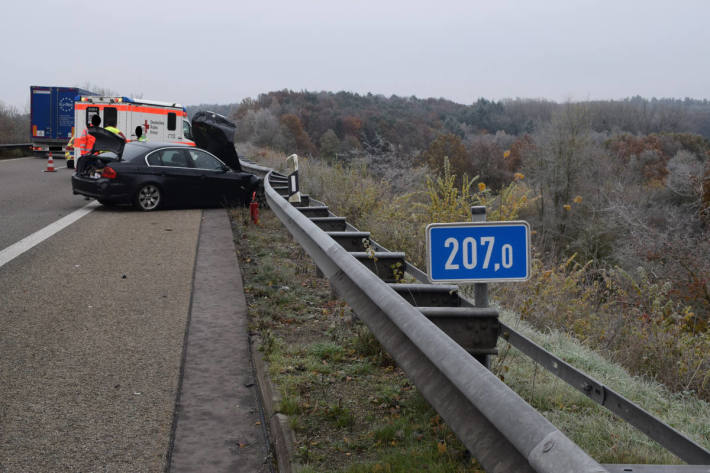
[44,152,56,172]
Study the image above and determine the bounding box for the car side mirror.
[220,164,229,173]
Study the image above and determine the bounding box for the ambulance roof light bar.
[74,96,184,110]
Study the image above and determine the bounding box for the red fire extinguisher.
[249,191,259,225]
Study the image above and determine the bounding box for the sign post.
[471,206,488,309]
[426,209,531,369]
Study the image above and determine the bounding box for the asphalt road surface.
[0,157,271,472]
[0,203,202,471]
[0,156,86,251]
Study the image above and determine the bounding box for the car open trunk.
[89,127,126,156]
[75,155,116,178]
[191,111,242,171]
[75,128,126,177]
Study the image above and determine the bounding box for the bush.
[257,145,710,401]
[493,259,710,399]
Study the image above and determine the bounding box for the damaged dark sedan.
[71,112,260,211]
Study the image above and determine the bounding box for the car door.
[185,149,244,206]
[145,148,202,206]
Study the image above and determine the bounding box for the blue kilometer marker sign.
[426,221,531,283]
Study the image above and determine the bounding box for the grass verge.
[491,307,710,464]
[230,207,484,473]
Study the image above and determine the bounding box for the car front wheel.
[135,184,161,211]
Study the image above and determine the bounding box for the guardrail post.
[471,205,490,369]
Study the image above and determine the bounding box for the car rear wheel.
[135,184,161,211]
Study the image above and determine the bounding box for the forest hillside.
[202,90,710,399]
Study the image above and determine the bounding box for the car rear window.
[121,144,148,162]
[146,152,162,166]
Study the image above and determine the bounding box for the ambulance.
[71,96,194,167]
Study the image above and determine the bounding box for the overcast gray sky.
[2,0,709,111]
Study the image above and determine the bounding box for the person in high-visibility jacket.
[135,125,147,142]
[104,116,126,140]
[72,114,101,169]
[65,135,75,168]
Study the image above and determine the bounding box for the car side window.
[147,149,191,168]
[146,152,162,166]
[188,149,224,170]
[161,149,190,168]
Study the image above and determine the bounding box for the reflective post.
[286,154,301,204]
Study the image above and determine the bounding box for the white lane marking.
[0,201,101,269]
[0,157,33,162]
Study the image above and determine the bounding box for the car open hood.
[191,111,242,171]
[89,128,126,158]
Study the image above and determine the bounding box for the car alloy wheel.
[136,184,161,211]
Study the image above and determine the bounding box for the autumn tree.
[421,133,468,179]
[341,116,362,137]
[319,129,340,160]
[0,102,28,144]
[465,132,518,190]
[522,103,597,258]
[280,114,314,155]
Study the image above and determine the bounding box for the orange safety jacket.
[74,127,97,156]
[74,128,96,156]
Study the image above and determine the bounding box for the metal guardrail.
[240,158,710,473]
[501,324,710,466]
[380,235,710,466]
[261,168,608,473]
[0,143,31,150]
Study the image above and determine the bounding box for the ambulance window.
[104,107,118,127]
[168,112,176,131]
[86,107,99,127]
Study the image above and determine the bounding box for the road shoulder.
[169,208,273,472]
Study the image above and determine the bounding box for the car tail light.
[101,166,117,179]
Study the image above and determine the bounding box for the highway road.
[0,157,86,251]
[0,156,271,472]
[0,156,202,471]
